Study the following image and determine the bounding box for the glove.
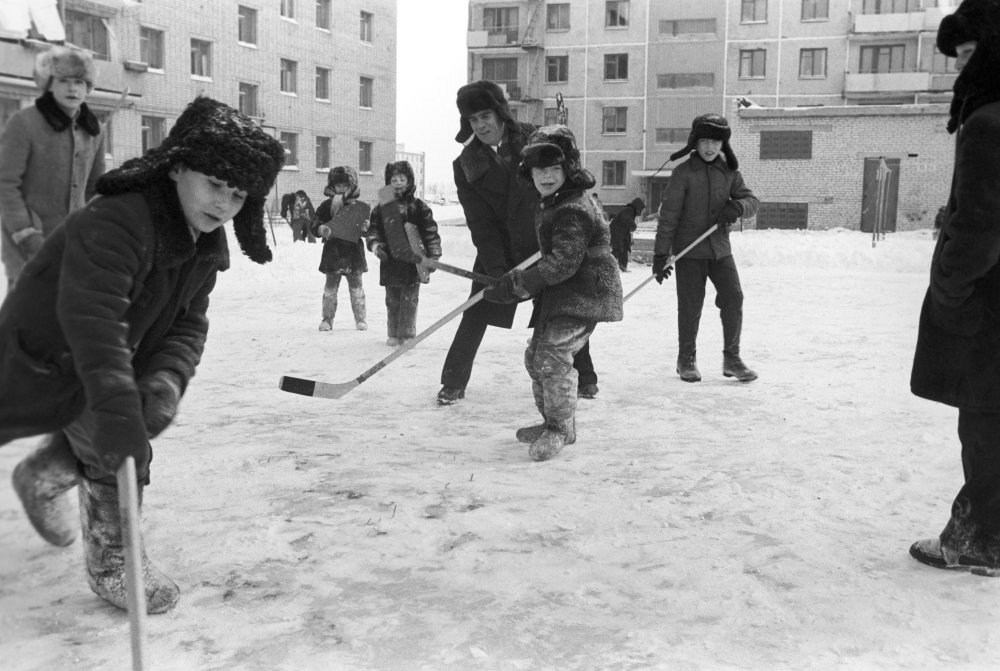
[716,200,741,225]
[15,229,44,258]
[418,256,437,274]
[317,224,332,239]
[652,254,673,284]
[483,269,529,304]
[371,243,388,261]
[138,370,183,439]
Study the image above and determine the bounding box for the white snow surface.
[2,218,998,670]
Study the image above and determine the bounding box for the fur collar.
[36,91,101,136]
[145,179,230,271]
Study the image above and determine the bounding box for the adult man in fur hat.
[909,0,1000,576]
[437,80,599,405]
[653,113,759,384]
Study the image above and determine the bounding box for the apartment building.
[0,0,397,213]
[465,0,959,221]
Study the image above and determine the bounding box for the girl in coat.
[2,96,284,613]
[484,126,623,461]
[367,161,442,346]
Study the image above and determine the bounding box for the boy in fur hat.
[311,166,369,331]
[440,79,600,405]
[0,96,284,613]
[0,46,105,288]
[909,0,1000,576]
[484,125,622,461]
[652,113,759,383]
[368,161,442,346]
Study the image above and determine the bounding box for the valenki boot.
[12,433,79,546]
[528,416,576,462]
[319,288,337,331]
[78,477,180,614]
[349,285,367,330]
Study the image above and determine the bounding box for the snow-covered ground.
[2,220,998,671]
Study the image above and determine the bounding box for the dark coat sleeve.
[454,157,509,277]
[412,198,442,259]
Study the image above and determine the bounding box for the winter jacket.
[0,180,226,462]
[368,192,442,287]
[522,188,623,327]
[453,121,539,328]
[0,92,105,280]
[653,153,758,260]
[911,100,1000,411]
[610,200,641,255]
[312,187,368,275]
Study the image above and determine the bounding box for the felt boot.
[528,416,576,462]
[349,286,367,330]
[319,289,337,331]
[12,433,79,546]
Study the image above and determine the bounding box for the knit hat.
[668,113,739,170]
[33,46,97,91]
[455,80,517,143]
[517,124,596,190]
[96,96,285,263]
[937,0,1000,132]
[325,165,360,200]
[384,161,416,199]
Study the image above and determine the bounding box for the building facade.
[0,0,397,216]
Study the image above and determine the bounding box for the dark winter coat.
[911,100,1000,411]
[653,153,758,260]
[312,184,368,275]
[453,121,539,328]
[522,188,623,327]
[368,190,442,287]
[0,180,225,457]
[610,198,642,256]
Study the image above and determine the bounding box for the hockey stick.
[280,251,543,398]
[421,257,497,286]
[623,224,719,303]
[116,457,147,671]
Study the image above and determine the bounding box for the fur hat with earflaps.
[517,124,596,190]
[325,165,360,200]
[96,97,285,263]
[937,0,1000,133]
[384,161,416,199]
[455,80,517,144]
[668,113,739,170]
[33,46,97,91]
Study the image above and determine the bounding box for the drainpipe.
[721,0,729,114]
[775,0,783,106]
[643,0,649,176]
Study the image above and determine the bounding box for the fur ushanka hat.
[668,113,739,170]
[455,80,517,144]
[325,165,360,199]
[33,46,97,91]
[384,161,416,199]
[96,97,285,263]
[517,124,596,190]
[936,0,1000,132]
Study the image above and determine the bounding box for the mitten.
[652,255,673,284]
[483,269,529,304]
[138,370,183,438]
[716,200,741,225]
[371,243,388,261]
[15,229,44,258]
[317,224,332,239]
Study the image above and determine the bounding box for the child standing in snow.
[1,96,285,614]
[484,126,622,461]
[311,166,369,331]
[367,161,442,346]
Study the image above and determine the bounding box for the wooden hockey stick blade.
[280,251,543,398]
[623,224,719,303]
[116,457,147,671]
[422,258,497,285]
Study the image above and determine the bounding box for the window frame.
[602,160,627,187]
[739,49,767,79]
[316,0,331,30]
[859,44,906,73]
[801,0,829,21]
[315,136,331,171]
[280,0,295,20]
[799,48,828,78]
[139,26,164,69]
[656,72,715,89]
[360,11,374,43]
[190,38,213,79]
[358,140,373,173]
[359,76,374,108]
[280,58,298,94]
[279,132,298,168]
[140,115,165,155]
[315,67,330,101]
[602,106,628,134]
[605,0,629,28]
[741,0,768,23]
[546,55,569,83]
[238,82,259,117]
[546,3,570,31]
[64,10,110,60]
[237,5,257,45]
[604,53,629,81]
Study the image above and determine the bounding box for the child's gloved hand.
[138,370,183,438]
[417,256,437,274]
[371,243,388,261]
[15,230,44,258]
[484,269,530,303]
[716,200,741,225]
[317,224,332,239]
[652,255,673,284]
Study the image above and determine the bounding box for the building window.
[659,18,716,36]
[280,132,298,167]
[757,202,808,229]
[482,57,518,92]
[281,59,297,93]
[316,0,331,30]
[655,128,690,144]
[238,5,257,44]
[799,48,827,78]
[606,1,629,27]
[860,44,905,73]
[315,67,330,100]
[360,76,374,108]
[602,161,626,187]
[141,116,165,154]
[861,0,921,13]
[280,0,294,20]
[543,107,561,125]
[604,53,628,81]
[546,55,568,83]
[760,130,813,159]
[360,11,373,42]
[602,107,627,134]
[238,82,258,117]
[547,3,570,30]
[316,136,331,170]
[801,0,828,20]
[65,10,110,60]
[739,49,767,78]
[139,27,164,69]
[190,39,212,78]
[484,6,519,41]
[358,141,373,173]
[657,72,715,88]
[741,0,767,22]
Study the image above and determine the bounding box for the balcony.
[0,40,140,96]
[845,70,931,93]
[852,6,956,33]
[467,26,522,48]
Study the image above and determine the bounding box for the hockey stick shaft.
[622,224,719,303]
[280,251,543,398]
[116,457,147,671]
[422,258,496,285]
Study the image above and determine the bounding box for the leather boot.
[676,353,701,383]
[12,433,79,546]
[528,416,576,462]
[723,352,758,382]
[79,477,180,614]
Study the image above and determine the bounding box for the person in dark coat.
[368,161,442,346]
[653,114,759,384]
[311,166,369,331]
[438,80,599,405]
[610,197,645,272]
[1,96,285,612]
[909,0,1000,576]
[484,125,622,461]
[282,190,316,243]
